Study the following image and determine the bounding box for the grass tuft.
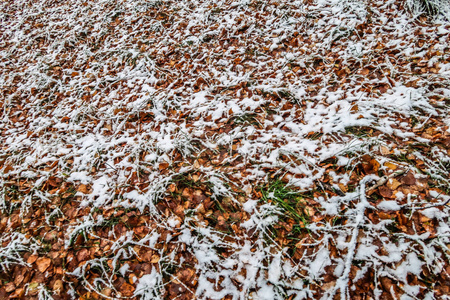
[259,179,311,228]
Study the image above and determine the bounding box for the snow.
[134,268,163,300]
[377,200,401,211]
[0,0,449,298]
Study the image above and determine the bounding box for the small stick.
[366,168,409,193]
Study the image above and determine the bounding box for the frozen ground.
[1,0,450,299]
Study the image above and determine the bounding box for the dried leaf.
[380,145,391,155]
[402,172,416,185]
[77,248,90,262]
[360,68,370,75]
[361,155,380,174]
[150,254,160,263]
[36,257,52,273]
[14,274,24,286]
[27,254,38,264]
[77,184,90,194]
[158,162,169,170]
[5,282,15,293]
[384,162,398,170]
[53,279,64,294]
[119,282,135,297]
[387,178,402,190]
[378,186,393,198]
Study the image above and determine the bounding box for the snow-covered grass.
[0,0,449,299]
[407,0,450,20]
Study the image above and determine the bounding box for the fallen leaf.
[129,273,137,284]
[77,248,90,262]
[36,257,52,273]
[158,162,169,170]
[5,282,15,293]
[378,186,393,198]
[360,68,370,75]
[9,287,25,298]
[338,183,348,193]
[380,145,391,155]
[120,282,135,297]
[387,178,402,190]
[27,254,38,264]
[150,254,160,263]
[361,155,380,174]
[401,172,416,185]
[14,274,24,286]
[384,162,398,170]
[168,183,176,193]
[77,184,90,194]
[53,280,64,294]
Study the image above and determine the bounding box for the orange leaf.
[27,254,38,264]
[77,184,90,194]
[361,155,380,174]
[158,162,169,170]
[384,162,398,170]
[53,280,64,294]
[36,257,52,273]
[150,254,160,263]
[120,283,135,297]
[387,178,402,190]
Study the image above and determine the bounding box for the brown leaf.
[361,155,380,174]
[380,145,391,155]
[129,273,137,284]
[139,250,153,262]
[193,189,206,203]
[384,162,398,170]
[9,287,25,298]
[27,254,38,264]
[14,274,24,286]
[5,282,15,293]
[401,172,416,185]
[169,283,186,297]
[119,282,135,297]
[77,248,90,262]
[158,162,169,170]
[338,183,348,193]
[380,277,397,296]
[378,186,393,198]
[179,268,195,282]
[168,183,176,193]
[77,184,90,194]
[47,176,61,187]
[378,212,393,219]
[182,188,193,200]
[387,178,402,190]
[53,280,64,294]
[36,257,52,273]
[150,254,160,263]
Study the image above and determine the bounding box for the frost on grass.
[1,0,450,298]
[0,232,37,271]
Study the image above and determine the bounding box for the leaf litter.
[0,0,450,299]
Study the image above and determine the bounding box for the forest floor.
[1,0,450,299]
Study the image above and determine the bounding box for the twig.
[329,177,372,299]
[366,168,409,193]
[409,198,450,211]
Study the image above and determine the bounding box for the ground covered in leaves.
[1,0,450,299]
